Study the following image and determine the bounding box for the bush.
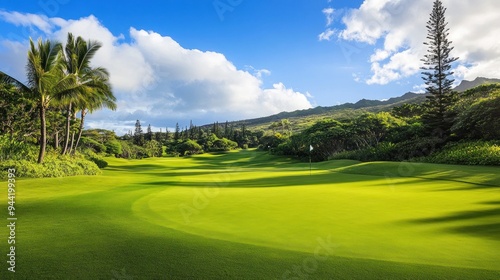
[330,137,447,162]
[118,141,148,159]
[210,138,238,152]
[144,140,163,157]
[451,95,500,140]
[0,135,38,161]
[330,142,395,162]
[391,137,445,161]
[83,150,108,169]
[80,137,107,154]
[105,139,123,156]
[0,152,101,179]
[175,140,203,156]
[422,141,500,165]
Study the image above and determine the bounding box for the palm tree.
[71,67,116,154]
[61,33,106,155]
[0,38,75,163]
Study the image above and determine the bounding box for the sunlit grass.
[1,149,499,279]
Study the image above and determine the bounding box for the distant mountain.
[206,77,500,132]
[454,77,500,92]
[210,92,427,131]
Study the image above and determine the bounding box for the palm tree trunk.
[72,109,86,155]
[38,105,47,164]
[61,102,72,155]
[69,131,75,154]
[54,130,59,149]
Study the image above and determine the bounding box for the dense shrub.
[391,137,445,161]
[330,137,447,162]
[83,150,108,169]
[118,140,148,159]
[330,142,395,162]
[451,95,500,140]
[175,140,203,156]
[80,137,107,154]
[210,138,238,152]
[0,135,38,161]
[105,139,123,156]
[144,140,163,157]
[0,153,101,179]
[422,141,500,166]
[259,133,287,151]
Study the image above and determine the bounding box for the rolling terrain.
[2,150,499,279]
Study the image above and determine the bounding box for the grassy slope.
[1,150,499,279]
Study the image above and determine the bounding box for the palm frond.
[0,71,30,93]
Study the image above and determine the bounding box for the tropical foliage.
[0,33,115,177]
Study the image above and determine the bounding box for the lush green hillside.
[2,150,499,279]
[208,77,500,134]
[216,92,428,133]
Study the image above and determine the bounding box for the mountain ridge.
[206,77,500,131]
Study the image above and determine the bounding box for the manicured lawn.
[1,149,500,279]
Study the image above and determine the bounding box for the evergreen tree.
[133,119,144,146]
[212,122,218,136]
[165,128,170,142]
[174,122,180,142]
[155,128,163,142]
[421,0,458,138]
[146,124,153,141]
[224,121,229,138]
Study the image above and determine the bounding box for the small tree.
[174,122,180,142]
[146,124,153,141]
[421,0,458,138]
[133,119,144,146]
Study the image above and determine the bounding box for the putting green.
[1,149,500,279]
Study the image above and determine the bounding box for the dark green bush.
[175,140,203,156]
[80,137,107,154]
[118,141,148,159]
[210,138,238,152]
[391,137,445,161]
[330,142,395,162]
[422,141,500,165]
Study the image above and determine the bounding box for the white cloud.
[322,8,335,26]
[318,28,336,41]
[0,12,312,134]
[0,11,55,33]
[337,0,500,85]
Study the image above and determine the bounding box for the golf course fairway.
[1,149,500,279]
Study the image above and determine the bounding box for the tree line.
[90,120,263,159]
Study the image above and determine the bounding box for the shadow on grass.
[407,200,500,241]
[188,149,302,168]
[141,169,382,189]
[337,162,500,189]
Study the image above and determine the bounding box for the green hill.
[206,77,500,133]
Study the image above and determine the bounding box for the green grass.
[1,149,500,279]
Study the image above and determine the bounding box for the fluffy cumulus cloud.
[0,12,312,134]
[329,0,500,85]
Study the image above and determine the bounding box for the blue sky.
[1,0,499,133]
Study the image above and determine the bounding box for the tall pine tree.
[133,120,145,146]
[146,124,153,141]
[174,122,180,142]
[421,0,458,138]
